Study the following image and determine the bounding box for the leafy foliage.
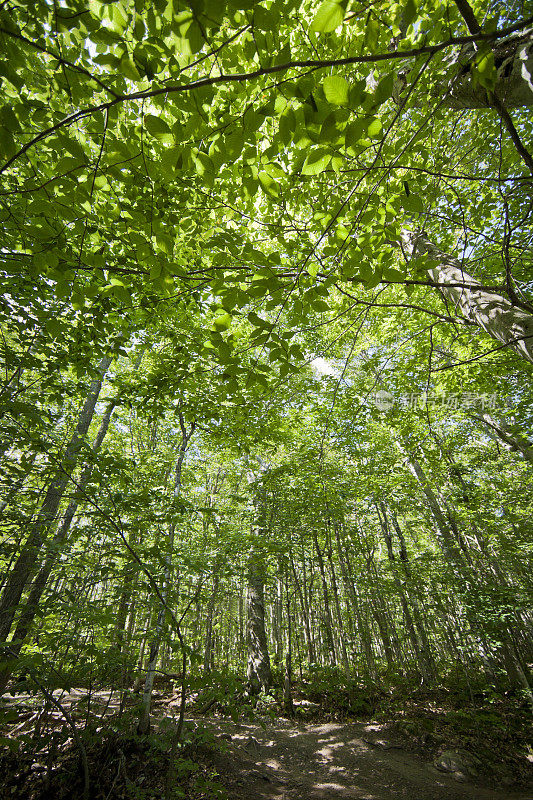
[0,0,532,795]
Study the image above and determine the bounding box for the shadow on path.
[200,718,532,800]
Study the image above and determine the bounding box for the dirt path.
[3,692,531,798]
[197,717,532,800]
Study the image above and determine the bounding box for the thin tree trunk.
[324,533,350,674]
[334,526,378,682]
[0,402,116,694]
[388,509,436,675]
[137,415,195,734]
[312,531,337,667]
[203,575,219,675]
[406,453,531,694]
[0,355,112,644]
[376,503,434,682]
[272,574,283,667]
[290,552,316,664]
[403,450,465,569]
[132,614,151,694]
[367,592,396,675]
[114,529,138,654]
[245,466,273,695]
[283,575,294,716]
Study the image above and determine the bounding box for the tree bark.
[290,552,316,663]
[403,450,466,569]
[403,231,533,364]
[245,467,272,695]
[311,531,337,667]
[0,354,112,644]
[246,559,272,694]
[334,526,379,683]
[388,509,436,674]
[0,401,116,694]
[272,574,284,667]
[137,415,195,734]
[114,526,138,653]
[439,30,533,109]
[473,412,533,463]
[324,536,350,674]
[376,503,435,682]
[203,574,219,675]
[282,576,294,716]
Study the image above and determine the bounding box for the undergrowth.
[1,668,531,798]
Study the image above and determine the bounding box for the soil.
[196,716,533,800]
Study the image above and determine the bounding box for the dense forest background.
[0,0,532,797]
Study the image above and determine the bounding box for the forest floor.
[192,714,532,800]
[1,687,532,799]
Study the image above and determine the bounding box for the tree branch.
[2,16,532,175]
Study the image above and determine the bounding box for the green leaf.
[0,127,16,158]
[0,105,21,132]
[186,21,205,54]
[367,118,382,139]
[301,148,331,175]
[344,119,367,148]
[88,0,104,19]
[365,15,379,51]
[120,54,141,81]
[55,280,71,299]
[401,194,424,213]
[149,261,162,280]
[144,114,173,143]
[310,1,344,33]
[108,2,129,34]
[60,136,86,162]
[45,318,63,338]
[248,312,270,330]
[279,109,290,145]
[213,311,232,330]
[224,130,245,159]
[191,150,215,181]
[0,735,20,752]
[401,0,417,30]
[258,171,279,197]
[323,75,349,106]
[155,234,173,255]
[274,41,291,66]
[472,48,497,91]
[254,4,273,30]
[72,291,86,310]
[382,266,405,282]
[374,74,395,105]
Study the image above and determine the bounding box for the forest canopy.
[0,0,532,797]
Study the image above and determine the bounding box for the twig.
[104,750,125,800]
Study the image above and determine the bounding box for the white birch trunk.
[403,231,533,364]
